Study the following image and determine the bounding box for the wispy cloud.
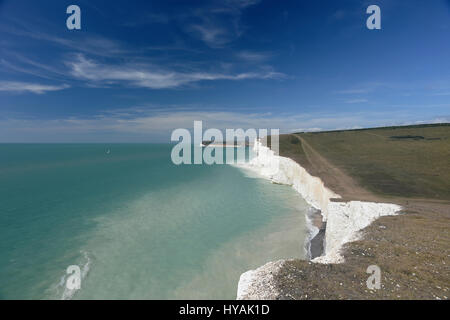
[336,81,450,98]
[1,54,71,81]
[334,82,390,95]
[3,19,199,59]
[345,98,368,104]
[0,81,69,94]
[66,55,285,89]
[2,21,131,58]
[289,127,323,133]
[188,23,230,48]
[335,88,370,94]
[183,0,261,47]
[236,51,272,63]
[2,106,447,142]
[2,11,283,89]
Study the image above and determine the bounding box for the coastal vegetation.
[293,123,450,200]
[264,123,449,299]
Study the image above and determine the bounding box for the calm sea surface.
[0,144,308,299]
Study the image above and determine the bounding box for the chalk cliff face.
[316,201,400,263]
[236,260,285,300]
[246,140,340,219]
[236,140,402,299]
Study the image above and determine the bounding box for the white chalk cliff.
[236,140,402,299]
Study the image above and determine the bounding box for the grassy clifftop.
[270,123,449,299]
[278,123,450,201]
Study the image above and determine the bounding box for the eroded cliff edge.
[236,140,402,300]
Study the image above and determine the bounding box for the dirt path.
[293,134,450,210]
[293,134,379,202]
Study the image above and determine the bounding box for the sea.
[0,144,309,299]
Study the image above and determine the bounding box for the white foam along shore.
[236,139,402,300]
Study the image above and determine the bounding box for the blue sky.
[0,0,449,142]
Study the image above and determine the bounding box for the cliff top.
[267,123,450,300]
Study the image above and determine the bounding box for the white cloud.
[188,23,230,48]
[2,108,445,142]
[67,55,285,89]
[0,81,69,94]
[4,25,129,58]
[290,128,322,133]
[183,0,261,47]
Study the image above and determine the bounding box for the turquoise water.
[0,144,309,299]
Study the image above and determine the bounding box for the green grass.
[284,124,450,200]
[272,134,309,166]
